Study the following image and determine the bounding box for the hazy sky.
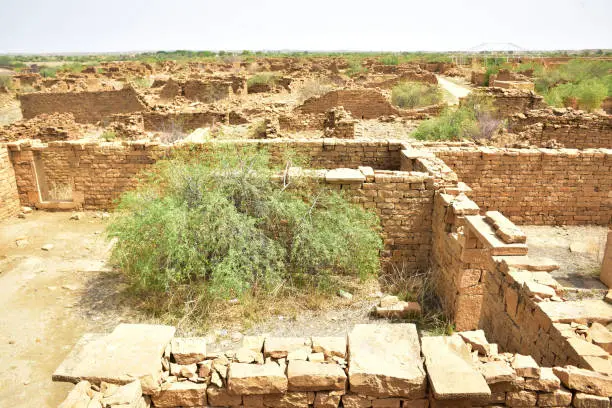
[1,0,611,54]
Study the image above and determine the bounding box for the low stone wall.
[5,139,403,205]
[432,146,612,225]
[142,111,242,132]
[508,108,612,149]
[298,90,400,119]
[464,88,547,119]
[19,88,146,123]
[299,167,434,272]
[0,145,20,220]
[56,323,612,408]
[428,182,612,377]
[183,79,232,103]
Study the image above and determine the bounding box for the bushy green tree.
[107,148,382,300]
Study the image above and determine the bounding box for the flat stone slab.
[421,335,491,400]
[465,215,528,255]
[287,360,346,391]
[493,255,560,272]
[485,211,526,244]
[264,337,311,358]
[171,337,207,364]
[538,300,612,324]
[348,323,426,398]
[151,381,207,407]
[311,336,346,358]
[325,168,366,184]
[53,324,176,393]
[227,362,288,395]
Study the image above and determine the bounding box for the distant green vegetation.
[391,82,443,108]
[478,58,611,111]
[0,75,12,89]
[533,60,611,111]
[39,66,59,78]
[345,59,367,77]
[380,54,399,65]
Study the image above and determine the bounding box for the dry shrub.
[294,78,333,104]
[159,117,189,143]
[379,263,453,335]
[47,180,73,201]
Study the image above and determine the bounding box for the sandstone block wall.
[59,323,612,408]
[298,90,400,119]
[481,257,583,368]
[19,88,146,124]
[320,169,434,272]
[183,79,232,103]
[508,109,612,149]
[143,111,231,132]
[6,139,403,208]
[0,145,20,220]
[433,146,612,225]
[464,88,547,119]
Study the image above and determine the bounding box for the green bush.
[380,55,399,66]
[107,148,382,300]
[247,73,278,87]
[412,94,502,141]
[39,66,59,78]
[101,130,117,141]
[412,107,477,141]
[391,82,443,109]
[0,75,12,89]
[534,60,611,109]
[345,60,367,77]
[544,78,608,111]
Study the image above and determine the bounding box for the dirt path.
[0,212,387,405]
[436,75,471,105]
[0,212,136,407]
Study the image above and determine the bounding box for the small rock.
[41,244,54,251]
[21,206,33,214]
[338,289,353,300]
[211,370,223,387]
[380,295,400,307]
[308,352,325,362]
[15,238,29,248]
[235,348,258,364]
[70,213,84,221]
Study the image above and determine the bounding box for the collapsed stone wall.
[464,88,547,119]
[183,79,232,103]
[143,111,234,132]
[508,108,612,149]
[0,145,20,221]
[0,113,88,143]
[19,88,146,124]
[432,146,612,225]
